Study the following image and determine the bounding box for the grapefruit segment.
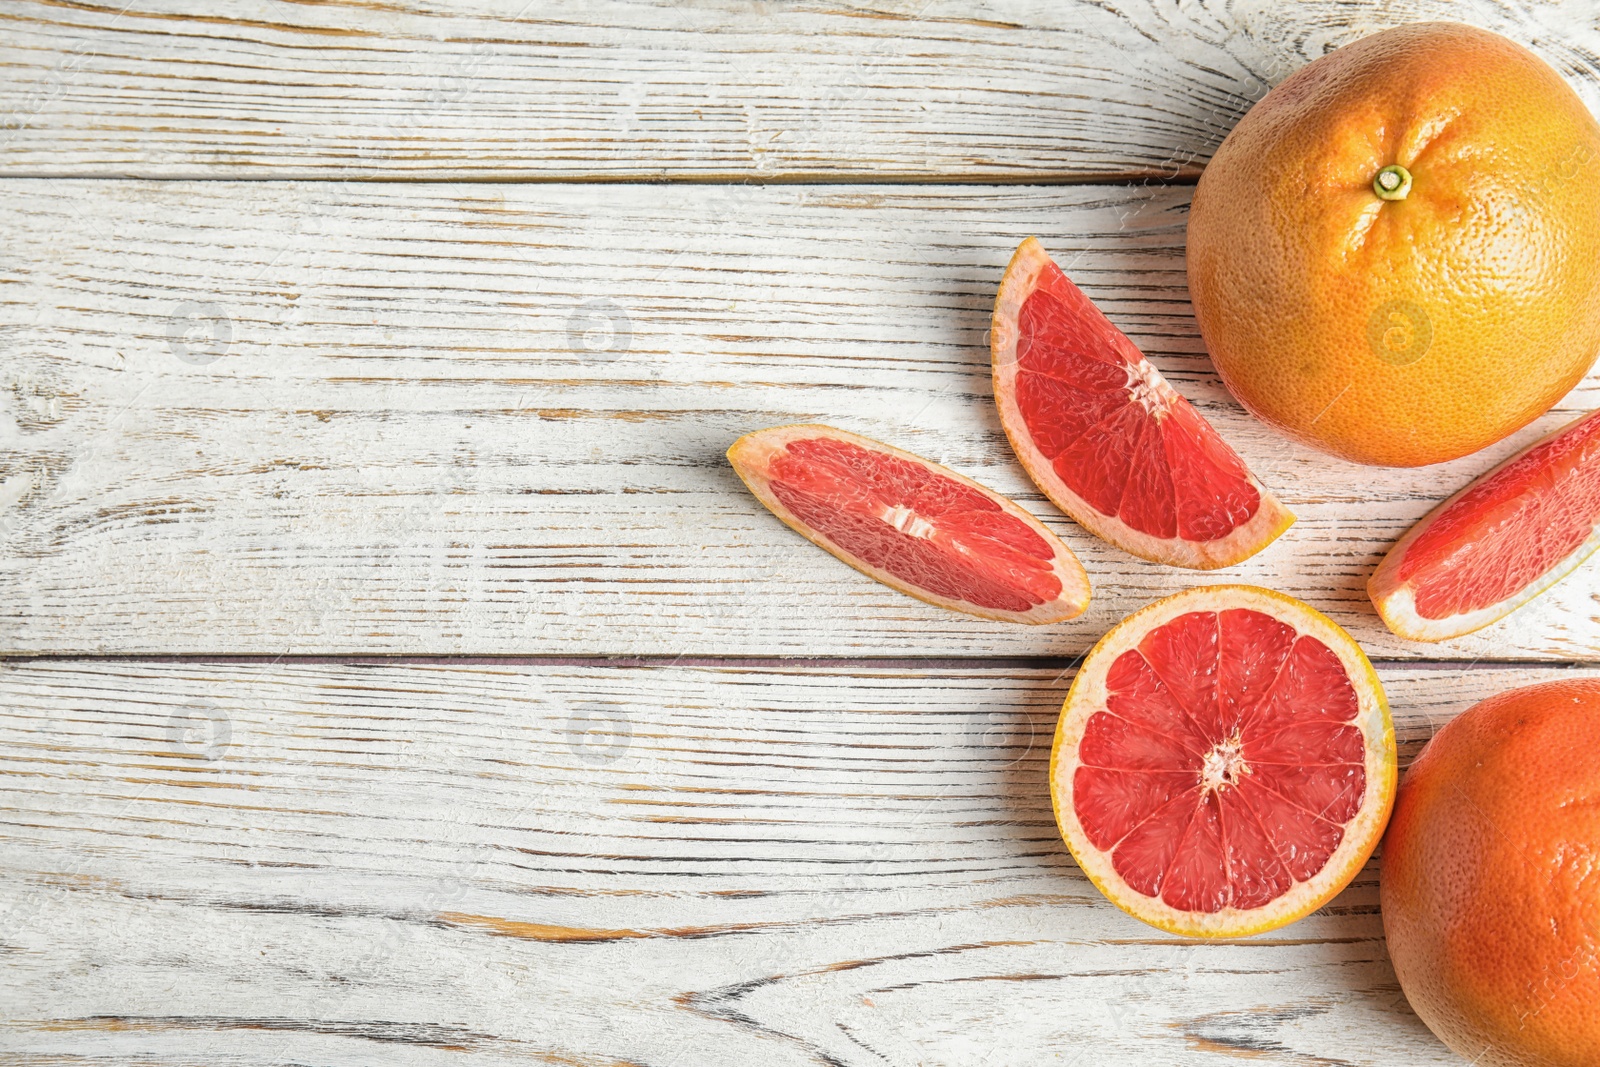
[992,238,1294,569]
[1052,586,1396,937]
[728,424,1090,624]
[1370,408,1600,642]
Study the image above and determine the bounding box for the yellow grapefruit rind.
[1186,24,1600,470]
[1370,411,1600,642]
[1050,585,1397,938]
[728,423,1092,625]
[992,237,1295,570]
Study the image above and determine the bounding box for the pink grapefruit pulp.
[1052,586,1395,936]
[992,238,1293,569]
[1371,408,1600,641]
[729,424,1090,624]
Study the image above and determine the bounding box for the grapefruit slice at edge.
[1370,407,1600,642]
[992,238,1294,570]
[729,424,1091,624]
[1052,585,1396,937]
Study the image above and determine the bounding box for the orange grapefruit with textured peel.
[1051,586,1395,937]
[1382,679,1600,1067]
[1188,22,1600,468]
[728,424,1090,624]
[1370,408,1600,642]
[992,238,1293,570]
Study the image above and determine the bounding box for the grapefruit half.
[992,238,1294,570]
[728,424,1091,624]
[1051,586,1395,937]
[1370,408,1600,642]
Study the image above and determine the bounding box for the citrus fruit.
[1188,22,1600,468]
[1370,408,1600,642]
[1382,679,1600,1066]
[727,424,1090,624]
[1051,586,1395,937]
[991,238,1294,570]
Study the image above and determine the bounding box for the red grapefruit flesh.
[992,238,1294,569]
[728,424,1090,624]
[1053,586,1395,937]
[1371,408,1600,642]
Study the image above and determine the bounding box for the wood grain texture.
[2,0,1598,180]
[5,178,1600,658]
[1,659,1578,1066]
[9,4,1600,1063]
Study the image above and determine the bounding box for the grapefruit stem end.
[1373,164,1412,200]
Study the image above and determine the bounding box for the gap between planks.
[0,171,1202,186]
[0,653,1594,671]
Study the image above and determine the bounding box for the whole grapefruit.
[1188,23,1600,467]
[1381,679,1600,1065]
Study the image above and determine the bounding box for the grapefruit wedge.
[728,424,1090,624]
[992,238,1294,569]
[1370,408,1600,642]
[1052,586,1396,937]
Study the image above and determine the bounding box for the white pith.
[729,423,1091,626]
[1050,586,1396,938]
[1126,359,1168,416]
[1200,733,1248,792]
[991,237,1294,570]
[879,503,937,539]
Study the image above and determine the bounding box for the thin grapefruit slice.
[728,424,1090,624]
[992,238,1294,569]
[1052,586,1396,937]
[1370,408,1600,642]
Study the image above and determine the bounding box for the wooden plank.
[4,178,1599,658]
[1,0,1598,180]
[0,659,1572,1066]
[9,178,1600,659]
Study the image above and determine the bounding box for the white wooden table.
[3,2,1599,1063]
